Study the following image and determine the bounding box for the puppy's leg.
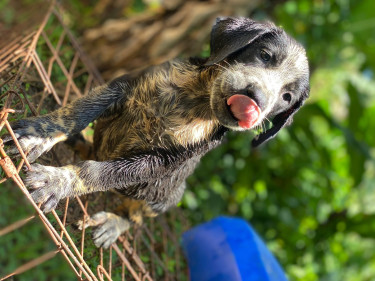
[114,198,157,223]
[4,79,127,162]
[25,146,192,212]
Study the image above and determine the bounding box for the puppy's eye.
[260,50,271,62]
[282,93,292,103]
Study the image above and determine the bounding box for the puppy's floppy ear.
[205,17,275,66]
[251,87,310,148]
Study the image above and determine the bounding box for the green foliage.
[2,0,374,280]
[0,0,14,26]
[182,1,375,280]
[0,182,75,280]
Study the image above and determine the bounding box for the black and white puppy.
[5,17,310,248]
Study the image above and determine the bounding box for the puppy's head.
[207,17,310,147]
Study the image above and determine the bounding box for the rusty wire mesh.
[0,1,189,280]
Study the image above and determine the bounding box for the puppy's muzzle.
[239,84,267,111]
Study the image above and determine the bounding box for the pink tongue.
[227,94,260,129]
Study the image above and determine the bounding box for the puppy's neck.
[162,60,222,146]
[169,59,219,117]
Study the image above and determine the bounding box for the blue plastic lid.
[181,216,288,281]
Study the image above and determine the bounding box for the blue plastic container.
[181,216,288,281]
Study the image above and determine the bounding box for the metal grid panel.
[0,1,188,280]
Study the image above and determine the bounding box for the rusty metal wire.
[0,1,188,280]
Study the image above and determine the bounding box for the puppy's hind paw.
[79,211,131,249]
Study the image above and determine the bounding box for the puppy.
[5,17,309,248]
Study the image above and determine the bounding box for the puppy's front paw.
[3,118,66,163]
[78,211,130,249]
[25,164,76,212]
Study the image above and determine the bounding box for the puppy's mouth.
[226,94,261,129]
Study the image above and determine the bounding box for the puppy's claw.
[42,195,59,213]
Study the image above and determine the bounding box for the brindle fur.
[5,17,310,248]
[93,61,221,160]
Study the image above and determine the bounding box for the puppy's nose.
[244,85,267,111]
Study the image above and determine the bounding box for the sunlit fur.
[7,17,310,248]
[94,61,223,160]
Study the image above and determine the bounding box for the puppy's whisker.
[262,121,267,132]
[213,63,229,72]
[262,117,272,130]
[260,120,267,133]
[223,60,231,67]
[263,117,272,131]
[260,120,265,132]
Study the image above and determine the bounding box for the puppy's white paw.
[25,164,76,212]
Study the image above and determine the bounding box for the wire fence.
[0,1,188,280]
